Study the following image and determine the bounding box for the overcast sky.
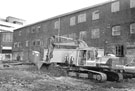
[0,0,110,24]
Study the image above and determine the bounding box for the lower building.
[0,32,13,61]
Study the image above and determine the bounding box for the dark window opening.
[116,45,124,57]
[2,50,12,53]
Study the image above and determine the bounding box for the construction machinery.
[31,35,135,82]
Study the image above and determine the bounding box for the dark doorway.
[116,45,124,57]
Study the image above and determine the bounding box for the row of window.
[18,26,41,36]
[31,26,41,33]
[14,23,135,48]
[112,23,135,36]
[14,42,22,48]
[14,39,42,48]
[79,28,100,40]
[2,33,13,42]
[54,0,135,28]
[79,23,135,40]
[32,39,41,46]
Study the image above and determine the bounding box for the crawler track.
[67,66,124,82]
[67,68,107,82]
[38,63,127,82]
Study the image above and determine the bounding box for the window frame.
[25,41,29,47]
[32,41,36,46]
[18,42,21,48]
[78,13,86,23]
[111,1,120,13]
[79,31,87,40]
[130,0,135,8]
[70,16,76,26]
[37,39,41,46]
[91,28,100,39]
[130,23,135,34]
[112,25,121,36]
[54,21,60,29]
[31,27,36,33]
[19,31,22,36]
[14,42,18,48]
[92,10,100,20]
[36,26,41,32]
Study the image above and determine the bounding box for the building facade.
[0,32,13,61]
[13,0,135,63]
[0,16,25,61]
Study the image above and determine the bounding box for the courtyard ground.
[0,63,135,91]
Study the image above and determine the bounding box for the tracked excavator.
[32,35,135,82]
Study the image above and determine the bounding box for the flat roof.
[15,0,116,31]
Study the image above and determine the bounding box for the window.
[130,23,135,34]
[111,1,120,12]
[79,31,87,40]
[25,41,29,47]
[14,42,18,48]
[7,33,12,42]
[31,27,35,33]
[78,13,86,23]
[19,31,22,36]
[18,42,21,48]
[32,40,41,46]
[112,26,121,36]
[32,41,35,46]
[116,45,124,57]
[37,40,41,46]
[54,21,60,29]
[36,26,41,32]
[91,28,100,39]
[70,16,76,26]
[87,50,95,60]
[2,33,13,42]
[92,10,100,20]
[130,0,135,8]
[2,34,5,42]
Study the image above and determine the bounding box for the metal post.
[57,18,61,48]
[58,18,60,43]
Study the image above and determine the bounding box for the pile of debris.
[40,63,68,77]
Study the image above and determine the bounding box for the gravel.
[0,64,135,91]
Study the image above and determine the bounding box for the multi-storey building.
[13,0,135,64]
[0,32,13,60]
[0,16,25,61]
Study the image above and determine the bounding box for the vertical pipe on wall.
[58,18,61,43]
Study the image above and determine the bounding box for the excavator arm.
[45,35,88,62]
[46,36,56,62]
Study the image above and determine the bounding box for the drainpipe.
[58,18,61,47]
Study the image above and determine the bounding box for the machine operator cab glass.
[78,47,99,66]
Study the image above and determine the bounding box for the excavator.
[31,35,135,82]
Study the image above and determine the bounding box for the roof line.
[15,0,116,30]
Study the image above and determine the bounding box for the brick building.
[0,32,13,61]
[13,0,135,63]
[0,16,25,61]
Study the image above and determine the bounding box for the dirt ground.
[0,64,135,91]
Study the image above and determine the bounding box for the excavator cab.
[77,48,99,66]
[78,50,87,66]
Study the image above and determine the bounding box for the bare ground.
[0,64,135,91]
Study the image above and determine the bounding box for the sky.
[0,0,110,24]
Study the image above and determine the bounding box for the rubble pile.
[39,63,67,77]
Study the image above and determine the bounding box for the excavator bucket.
[31,51,46,70]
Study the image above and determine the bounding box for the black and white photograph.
[0,0,135,91]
